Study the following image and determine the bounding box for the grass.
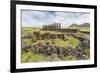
[21,27,89,62]
[22,27,40,31]
[32,39,68,48]
[67,37,79,48]
[80,27,90,32]
[22,39,33,45]
[21,52,77,63]
[22,27,80,48]
[65,27,90,32]
[32,36,79,48]
[21,52,61,63]
[21,52,47,63]
[64,55,77,60]
[21,27,41,35]
[21,51,77,63]
[51,39,68,47]
[84,48,90,59]
[40,30,61,35]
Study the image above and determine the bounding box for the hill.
[67,23,90,32]
[70,23,90,28]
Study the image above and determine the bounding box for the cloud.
[22,10,90,28]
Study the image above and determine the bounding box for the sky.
[21,10,90,28]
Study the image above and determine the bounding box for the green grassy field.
[65,26,90,32]
[21,27,90,63]
[21,51,78,63]
[22,27,79,48]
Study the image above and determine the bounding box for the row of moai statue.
[43,23,61,30]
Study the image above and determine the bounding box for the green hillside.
[66,23,90,32]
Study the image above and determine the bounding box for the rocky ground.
[21,33,90,62]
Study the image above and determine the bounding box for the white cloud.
[22,10,90,28]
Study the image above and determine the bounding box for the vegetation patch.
[67,37,79,48]
[21,27,90,63]
[21,52,47,62]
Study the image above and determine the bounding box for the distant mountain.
[79,23,90,27]
[69,23,90,27]
[70,23,78,27]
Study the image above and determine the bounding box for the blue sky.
[21,10,90,28]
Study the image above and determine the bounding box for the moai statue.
[44,25,46,30]
[43,25,44,29]
[56,23,57,30]
[53,24,54,30]
[55,23,57,30]
[49,24,51,31]
[57,23,59,30]
[44,25,45,29]
[48,25,50,30]
[45,24,47,30]
[54,23,56,30]
[51,24,53,31]
[46,25,48,30]
[59,23,61,32]
[59,23,61,29]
